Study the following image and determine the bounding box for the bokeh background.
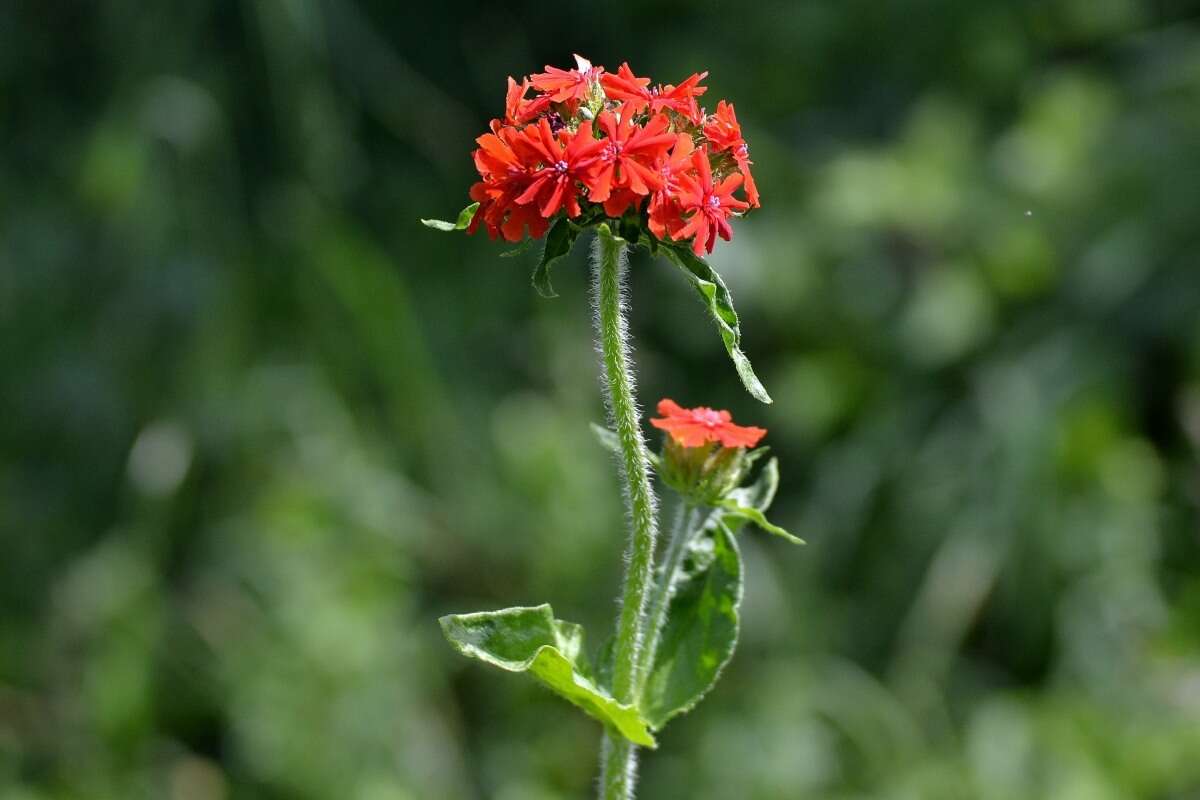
[5,2,1200,798]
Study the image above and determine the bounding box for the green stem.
[592,228,659,800]
[637,500,702,693]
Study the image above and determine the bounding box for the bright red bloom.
[703,100,759,207]
[445,56,761,256]
[702,100,742,150]
[650,398,766,449]
[647,133,696,240]
[529,54,604,105]
[586,105,676,203]
[673,148,750,256]
[513,119,605,219]
[601,63,709,123]
[504,76,552,126]
[600,187,644,218]
[468,128,546,241]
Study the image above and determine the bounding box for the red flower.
[514,119,605,219]
[702,100,742,150]
[673,148,750,256]
[601,63,709,123]
[585,105,676,203]
[650,398,766,449]
[468,128,546,241]
[600,187,644,218]
[529,54,603,105]
[647,133,696,240]
[435,56,762,254]
[703,100,759,207]
[504,76,551,126]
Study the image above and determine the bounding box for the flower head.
[435,55,761,260]
[650,398,766,449]
[651,398,768,503]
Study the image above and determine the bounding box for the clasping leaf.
[440,604,656,747]
[642,522,743,729]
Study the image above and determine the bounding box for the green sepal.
[439,604,656,747]
[532,217,580,298]
[420,202,479,232]
[657,241,772,404]
[642,522,743,729]
[589,422,661,470]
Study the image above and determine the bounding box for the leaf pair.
[439,604,657,747]
[437,533,740,749]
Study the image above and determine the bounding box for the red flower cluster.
[468,55,759,256]
[650,399,767,449]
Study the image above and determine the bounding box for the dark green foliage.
[5,2,1200,799]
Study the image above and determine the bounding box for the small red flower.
[586,105,676,203]
[601,63,709,123]
[468,127,546,241]
[673,148,750,256]
[650,398,766,449]
[530,54,604,105]
[504,76,552,126]
[514,119,605,219]
[703,100,759,207]
[647,133,696,240]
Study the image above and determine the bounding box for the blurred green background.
[4,2,1200,798]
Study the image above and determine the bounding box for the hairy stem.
[637,500,702,692]
[592,228,658,800]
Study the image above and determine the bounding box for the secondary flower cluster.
[468,55,759,256]
[651,399,767,503]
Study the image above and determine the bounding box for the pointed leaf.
[532,217,579,298]
[642,522,743,729]
[724,456,780,525]
[421,202,479,232]
[716,487,804,545]
[658,242,772,404]
[440,604,656,747]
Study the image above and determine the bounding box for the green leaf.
[589,422,661,469]
[657,242,772,404]
[715,463,804,545]
[439,604,656,747]
[499,238,534,258]
[532,217,580,298]
[642,522,743,729]
[420,202,479,232]
[723,456,779,529]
